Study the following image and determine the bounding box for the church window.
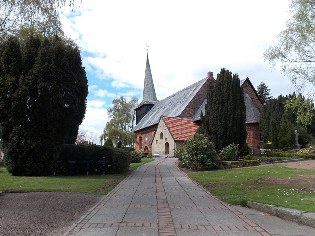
[156,140,158,144]
[139,136,142,150]
[160,132,163,139]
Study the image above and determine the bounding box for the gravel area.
[0,192,101,236]
[283,159,315,170]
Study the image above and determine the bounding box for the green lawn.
[0,157,153,195]
[189,165,315,212]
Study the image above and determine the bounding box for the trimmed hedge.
[55,144,130,175]
[219,160,261,169]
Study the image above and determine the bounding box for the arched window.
[160,132,163,139]
[139,136,142,150]
[165,142,169,155]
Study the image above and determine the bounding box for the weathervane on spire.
[146,43,149,52]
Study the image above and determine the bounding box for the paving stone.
[116,226,158,236]
[175,229,219,236]
[123,206,158,223]
[74,227,118,236]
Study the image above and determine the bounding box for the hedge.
[55,144,130,175]
[219,160,261,169]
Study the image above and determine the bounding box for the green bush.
[178,133,217,170]
[104,138,114,147]
[56,145,130,175]
[220,143,239,161]
[111,148,130,173]
[130,151,142,163]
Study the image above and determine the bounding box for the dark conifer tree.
[0,35,88,175]
[200,68,247,151]
[257,82,272,104]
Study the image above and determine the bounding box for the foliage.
[101,96,138,147]
[0,35,88,176]
[104,138,114,147]
[56,145,130,175]
[189,165,315,212]
[111,148,131,174]
[0,0,79,41]
[260,94,313,149]
[199,68,247,151]
[130,150,142,163]
[285,94,314,127]
[264,0,315,89]
[220,144,239,161]
[256,82,272,104]
[178,133,217,170]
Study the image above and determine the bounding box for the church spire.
[143,52,157,102]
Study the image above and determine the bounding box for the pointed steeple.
[143,52,157,102]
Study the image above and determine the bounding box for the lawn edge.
[247,201,315,228]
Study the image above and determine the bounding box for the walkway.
[65,158,315,236]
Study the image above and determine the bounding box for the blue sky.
[60,0,296,143]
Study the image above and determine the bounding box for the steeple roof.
[142,52,157,103]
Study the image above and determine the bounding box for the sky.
[60,0,295,143]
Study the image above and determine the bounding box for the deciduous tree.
[0,0,79,40]
[102,96,138,147]
[264,0,315,87]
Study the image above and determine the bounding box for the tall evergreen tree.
[260,93,312,149]
[257,82,272,104]
[200,68,247,151]
[0,35,88,176]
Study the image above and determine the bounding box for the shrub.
[130,151,142,163]
[240,143,251,157]
[55,145,130,175]
[111,148,130,173]
[179,133,217,170]
[220,143,239,161]
[104,138,114,147]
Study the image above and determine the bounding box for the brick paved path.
[65,158,315,236]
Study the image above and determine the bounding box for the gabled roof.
[163,116,199,141]
[134,78,208,131]
[244,92,260,123]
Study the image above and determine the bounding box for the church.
[133,53,263,156]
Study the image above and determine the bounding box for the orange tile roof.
[163,116,199,141]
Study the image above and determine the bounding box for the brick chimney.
[207,71,214,79]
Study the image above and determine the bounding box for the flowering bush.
[220,143,239,161]
[178,133,217,170]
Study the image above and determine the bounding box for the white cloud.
[61,0,295,137]
[79,100,108,142]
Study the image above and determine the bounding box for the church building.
[133,53,263,156]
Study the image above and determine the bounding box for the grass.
[0,157,153,195]
[188,165,315,212]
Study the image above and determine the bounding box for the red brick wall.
[134,125,157,153]
[246,123,261,149]
[180,77,213,118]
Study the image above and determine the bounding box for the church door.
[165,142,169,155]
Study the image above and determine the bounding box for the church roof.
[163,116,199,141]
[142,52,157,104]
[134,78,208,131]
[244,92,260,123]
